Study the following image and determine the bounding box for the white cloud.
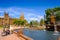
[30,18,38,20]
[38,16,44,19]
[0,7,44,22]
[0,16,4,18]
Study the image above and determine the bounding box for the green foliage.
[53,7,60,12]
[30,20,39,27]
[30,21,32,25]
[45,9,52,16]
[13,19,21,26]
[45,7,60,23]
[45,7,60,16]
[13,19,27,26]
[20,20,27,25]
[33,20,39,26]
[56,11,60,21]
[40,19,44,26]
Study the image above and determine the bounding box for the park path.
[0,29,25,40]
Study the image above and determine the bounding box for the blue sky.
[0,0,60,22]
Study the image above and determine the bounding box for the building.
[0,12,26,26]
[20,12,24,20]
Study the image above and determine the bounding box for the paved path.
[58,36,60,40]
[0,29,24,40]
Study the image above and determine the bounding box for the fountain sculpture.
[50,13,58,33]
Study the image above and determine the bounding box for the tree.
[45,7,60,24]
[13,19,27,26]
[29,20,39,27]
[45,9,52,16]
[45,7,60,16]
[13,19,20,26]
[53,7,60,12]
[56,11,60,22]
[30,21,33,27]
[40,19,44,26]
[33,20,39,26]
[20,20,27,26]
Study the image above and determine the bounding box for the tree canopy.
[40,19,44,26]
[13,19,27,26]
[29,20,39,27]
[45,7,60,24]
[45,7,60,16]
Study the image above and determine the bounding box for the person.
[1,25,10,36]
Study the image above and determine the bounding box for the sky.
[0,0,60,22]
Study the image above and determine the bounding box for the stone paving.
[0,29,24,40]
[0,28,32,40]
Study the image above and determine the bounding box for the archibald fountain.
[50,14,58,33]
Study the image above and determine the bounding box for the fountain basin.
[23,29,60,40]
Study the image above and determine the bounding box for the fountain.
[50,12,58,32]
[43,25,46,31]
[50,13,59,35]
[53,22,59,35]
[54,24,58,33]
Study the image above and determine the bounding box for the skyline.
[0,0,60,22]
